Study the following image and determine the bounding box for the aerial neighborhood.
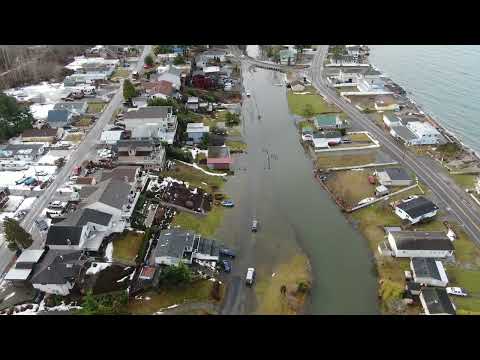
[0,44,479,316]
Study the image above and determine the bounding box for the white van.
[246,268,256,286]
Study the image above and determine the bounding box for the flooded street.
[217,48,379,314]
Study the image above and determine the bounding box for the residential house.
[279,49,297,65]
[389,124,418,145]
[0,143,46,161]
[4,249,47,283]
[376,167,413,187]
[387,230,454,258]
[410,258,449,287]
[357,67,384,92]
[346,45,360,57]
[383,114,402,128]
[151,229,220,267]
[419,287,456,315]
[394,196,439,224]
[186,123,209,145]
[101,126,126,145]
[186,97,199,111]
[53,101,88,116]
[406,121,443,145]
[131,96,149,108]
[21,128,62,143]
[114,139,165,169]
[201,50,227,62]
[123,106,178,144]
[312,130,343,150]
[157,68,181,90]
[314,114,344,130]
[337,69,359,83]
[45,208,114,251]
[143,80,175,99]
[207,146,232,170]
[31,250,85,296]
[47,109,75,128]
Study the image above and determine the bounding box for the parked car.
[219,248,236,258]
[32,290,45,304]
[35,219,48,232]
[222,260,232,273]
[251,219,258,232]
[221,200,234,207]
[246,267,256,286]
[446,287,468,297]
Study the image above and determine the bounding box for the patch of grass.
[74,116,92,127]
[255,254,311,315]
[349,133,371,142]
[172,205,224,237]
[227,127,241,136]
[225,140,247,153]
[325,170,375,208]
[316,152,376,170]
[87,102,106,114]
[63,133,84,143]
[451,227,480,266]
[451,173,477,189]
[447,267,480,294]
[111,68,130,80]
[161,162,224,192]
[112,231,146,264]
[127,280,216,315]
[287,87,340,116]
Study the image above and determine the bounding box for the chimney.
[47,266,51,271]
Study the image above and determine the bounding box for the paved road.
[0,45,152,277]
[307,45,480,246]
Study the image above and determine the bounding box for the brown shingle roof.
[22,128,58,138]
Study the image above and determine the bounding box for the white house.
[101,127,125,144]
[394,196,439,224]
[186,122,209,144]
[410,258,449,287]
[357,67,384,92]
[387,230,454,258]
[376,167,413,187]
[406,121,443,145]
[383,114,402,128]
[419,288,456,315]
[123,106,178,144]
[186,97,199,111]
[312,131,342,151]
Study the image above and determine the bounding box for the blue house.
[186,123,209,145]
[47,109,74,128]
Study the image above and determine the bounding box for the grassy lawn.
[112,231,146,264]
[225,140,247,153]
[325,170,376,207]
[63,133,84,143]
[74,116,92,127]
[87,102,106,114]
[255,254,311,315]
[316,152,376,170]
[111,68,130,80]
[287,86,340,116]
[451,173,477,190]
[127,280,218,315]
[349,133,371,142]
[172,205,224,238]
[161,162,224,192]
[227,127,242,136]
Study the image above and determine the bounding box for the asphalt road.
[0,45,152,277]
[307,45,480,245]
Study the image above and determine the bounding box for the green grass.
[87,102,106,114]
[316,152,376,169]
[112,231,145,264]
[225,140,247,153]
[161,162,224,192]
[227,127,241,136]
[451,173,477,189]
[287,87,340,116]
[127,280,215,315]
[63,133,84,143]
[111,68,130,79]
[172,205,224,237]
[349,133,371,142]
[74,116,92,127]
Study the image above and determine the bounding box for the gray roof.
[154,230,194,259]
[384,167,411,181]
[207,146,230,159]
[116,139,154,152]
[31,249,84,285]
[123,106,172,119]
[421,288,456,315]
[411,258,443,281]
[47,109,72,123]
[396,196,439,219]
[100,166,139,183]
[391,124,418,141]
[86,178,132,210]
[313,130,342,139]
[60,208,113,227]
[46,225,84,246]
[16,249,46,265]
[3,143,44,155]
[364,67,382,76]
[390,231,454,251]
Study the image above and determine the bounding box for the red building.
[207,146,232,170]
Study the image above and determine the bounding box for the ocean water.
[369,45,480,154]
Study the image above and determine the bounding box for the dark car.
[219,248,236,258]
[32,290,45,304]
[222,260,232,273]
[35,219,48,232]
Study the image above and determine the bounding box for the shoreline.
[369,60,480,161]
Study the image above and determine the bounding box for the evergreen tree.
[0,92,33,141]
[4,218,32,249]
[123,79,137,101]
[144,54,154,67]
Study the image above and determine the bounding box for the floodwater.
[216,47,379,314]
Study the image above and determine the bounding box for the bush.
[297,281,310,294]
[165,145,193,163]
[158,263,192,287]
[225,112,240,126]
[173,54,186,65]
